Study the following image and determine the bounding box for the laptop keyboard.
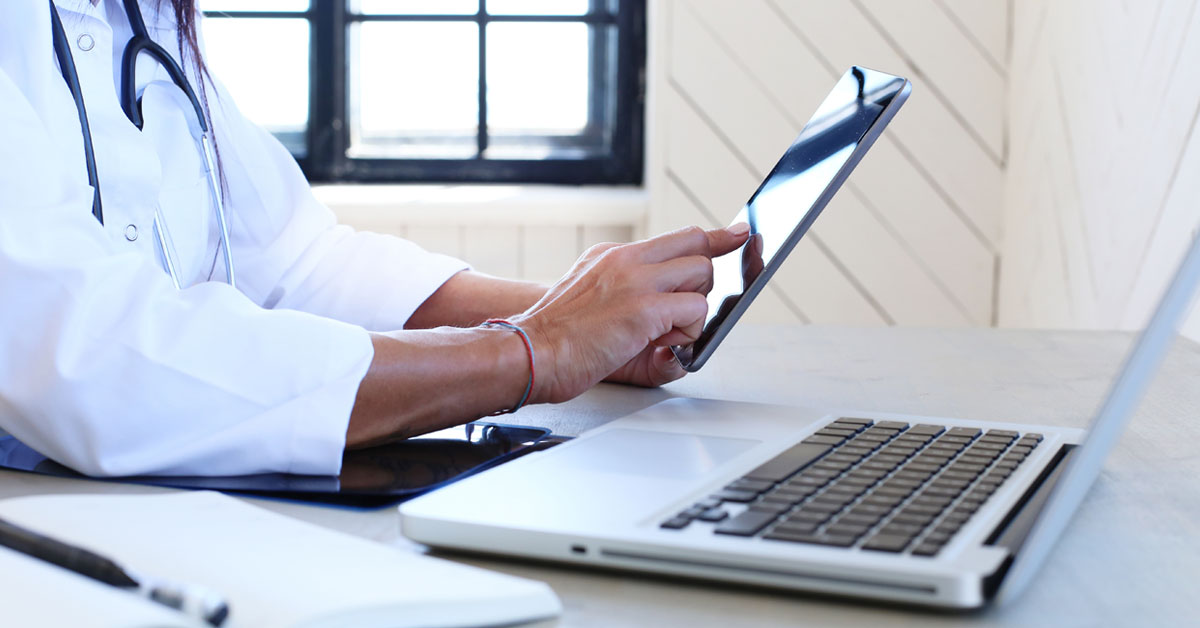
[659,418,1042,556]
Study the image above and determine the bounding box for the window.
[202,0,645,184]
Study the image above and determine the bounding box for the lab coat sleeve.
[204,77,470,332]
[0,68,369,477]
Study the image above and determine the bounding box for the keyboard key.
[911,542,942,556]
[814,534,859,547]
[835,417,874,426]
[894,470,934,482]
[711,489,759,503]
[697,508,729,522]
[873,487,914,500]
[970,441,1007,452]
[845,438,881,451]
[927,446,964,458]
[813,460,851,472]
[802,434,845,446]
[748,501,792,515]
[782,510,831,525]
[1019,433,1043,444]
[774,485,818,499]
[876,420,910,431]
[762,529,821,544]
[805,468,840,479]
[771,519,822,535]
[930,478,971,491]
[841,511,886,526]
[947,427,982,439]
[939,471,978,483]
[714,509,781,536]
[694,498,721,509]
[816,427,859,438]
[879,522,925,537]
[825,453,861,465]
[660,517,691,530]
[743,442,834,483]
[680,506,707,519]
[924,529,954,544]
[839,445,874,457]
[862,533,913,553]
[896,433,933,445]
[861,494,905,508]
[826,523,872,539]
[908,424,947,437]
[725,478,775,493]
[987,429,1019,439]
[921,486,961,499]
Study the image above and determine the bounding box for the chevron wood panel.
[999,0,1200,340]
[648,0,1008,327]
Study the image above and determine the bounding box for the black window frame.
[203,0,646,185]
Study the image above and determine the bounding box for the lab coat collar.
[53,0,180,31]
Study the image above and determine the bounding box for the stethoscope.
[49,0,236,289]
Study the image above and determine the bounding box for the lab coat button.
[124,225,138,241]
[77,34,95,52]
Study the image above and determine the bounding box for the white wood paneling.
[648,0,1008,327]
[1000,0,1200,341]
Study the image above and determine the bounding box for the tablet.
[671,66,911,371]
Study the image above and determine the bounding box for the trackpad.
[558,428,759,481]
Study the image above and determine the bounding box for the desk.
[2,325,1198,626]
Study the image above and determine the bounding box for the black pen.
[0,517,229,626]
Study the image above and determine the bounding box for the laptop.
[398,67,1200,608]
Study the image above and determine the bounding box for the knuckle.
[584,241,618,258]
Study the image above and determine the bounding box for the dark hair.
[163,0,225,192]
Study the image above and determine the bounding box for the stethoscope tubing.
[48,0,235,288]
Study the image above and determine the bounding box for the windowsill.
[312,184,648,228]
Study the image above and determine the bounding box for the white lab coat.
[0,1,468,476]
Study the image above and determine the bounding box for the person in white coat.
[0,0,748,477]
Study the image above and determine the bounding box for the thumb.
[648,346,687,386]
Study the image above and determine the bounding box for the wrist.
[480,320,535,413]
[507,314,556,405]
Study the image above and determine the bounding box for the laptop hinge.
[981,443,1076,598]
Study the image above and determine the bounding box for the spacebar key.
[742,443,833,483]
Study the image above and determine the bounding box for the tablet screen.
[677,67,909,369]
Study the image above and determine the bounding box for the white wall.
[645,0,1008,326]
[1000,0,1200,340]
[328,1,1200,341]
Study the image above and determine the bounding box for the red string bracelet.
[481,319,535,415]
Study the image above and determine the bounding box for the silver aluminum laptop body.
[399,85,1200,610]
[401,226,1200,607]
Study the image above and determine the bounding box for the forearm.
[405,270,547,329]
[346,327,530,448]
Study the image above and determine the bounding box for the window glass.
[349,22,480,158]
[486,0,588,15]
[204,18,310,155]
[202,0,309,12]
[485,22,590,158]
[354,0,479,15]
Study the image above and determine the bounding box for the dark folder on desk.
[0,422,563,507]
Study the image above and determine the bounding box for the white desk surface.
[3,325,1198,627]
